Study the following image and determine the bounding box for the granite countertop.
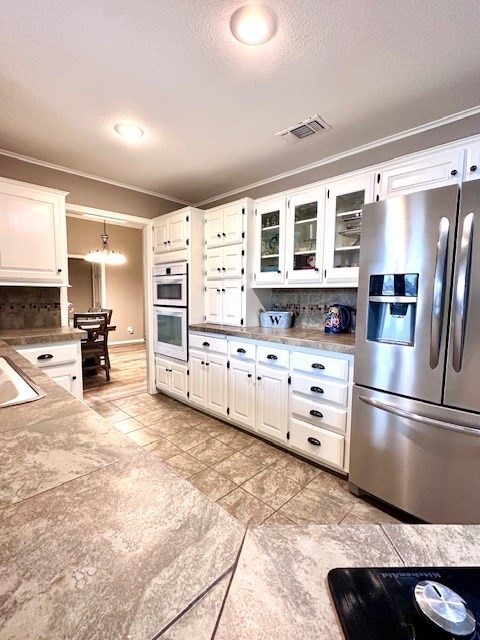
[1,341,479,639]
[0,326,85,346]
[189,323,356,355]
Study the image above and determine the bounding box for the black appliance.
[328,566,480,639]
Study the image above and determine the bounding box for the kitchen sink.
[0,356,45,407]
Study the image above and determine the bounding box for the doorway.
[67,257,101,315]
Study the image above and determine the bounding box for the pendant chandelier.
[84,221,127,265]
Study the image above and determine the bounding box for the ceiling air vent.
[275,115,331,145]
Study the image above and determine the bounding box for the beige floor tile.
[143,438,183,461]
[89,401,130,423]
[149,416,192,437]
[133,408,169,427]
[305,470,356,508]
[213,451,266,485]
[189,468,237,502]
[242,468,302,510]
[195,417,233,439]
[271,456,321,486]
[279,487,352,525]
[167,427,211,451]
[163,452,208,479]
[188,438,236,465]
[241,440,286,466]
[262,511,297,525]
[125,427,162,446]
[111,416,144,434]
[217,488,273,526]
[215,427,257,451]
[339,499,402,525]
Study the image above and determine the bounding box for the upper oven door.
[153,273,187,306]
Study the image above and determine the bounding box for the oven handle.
[359,395,480,436]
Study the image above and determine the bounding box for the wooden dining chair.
[73,311,111,380]
[88,307,113,324]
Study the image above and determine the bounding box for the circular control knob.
[414,580,476,637]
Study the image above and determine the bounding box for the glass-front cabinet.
[324,172,375,285]
[254,197,286,285]
[285,188,324,284]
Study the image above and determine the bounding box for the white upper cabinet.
[323,172,375,286]
[253,197,286,285]
[284,188,324,285]
[465,143,480,181]
[377,147,464,199]
[205,202,244,248]
[153,209,189,256]
[0,178,68,285]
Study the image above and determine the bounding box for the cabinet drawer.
[228,339,256,361]
[189,333,227,354]
[291,351,349,381]
[291,372,348,406]
[18,342,78,368]
[290,394,347,433]
[289,417,345,468]
[257,344,289,368]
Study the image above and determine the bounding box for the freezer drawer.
[349,385,480,523]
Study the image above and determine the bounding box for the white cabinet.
[155,356,189,401]
[377,147,464,199]
[288,348,353,472]
[188,333,227,417]
[205,202,244,248]
[205,245,243,279]
[228,357,256,429]
[0,178,68,285]
[16,341,83,399]
[205,280,243,325]
[253,197,286,285]
[323,172,375,286]
[465,143,480,181]
[284,188,324,285]
[153,210,189,257]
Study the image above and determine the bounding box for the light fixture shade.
[230,5,276,45]
[84,222,127,265]
[114,122,144,140]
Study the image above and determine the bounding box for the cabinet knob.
[237,348,246,353]
[217,267,221,271]
[256,376,261,380]
[266,354,277,360]
[277,270,281,274]
[72,376,77,380]
[205,362,209,366]
[307,437,322,447]
[311,363,325,370]
[247,373,252,378]
[450,169,458,176]
[217,233,221,238]
[202,342,210,347]
[222,232,226,237]
[37,353,54,360]
[221,289,226,293]
[57,268,62,273]
[314,267,319,272]
[222,267,226,271]
[310,386,324,394]
[216,289,221,293]
[201,360,205,365]
[471,165,478,172]
[164,241,168,245]
[310,409,324,418]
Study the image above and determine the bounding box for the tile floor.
[86,389,412,527]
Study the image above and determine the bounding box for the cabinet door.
[0,188,66,284]
[222,280,243,326]
[153,218,169,254]
[205,249,223,280]
[206,353,227,415]
[377,148,464,199]
[205,281,223,323]
[155,356,171,392]
[254,198,286,285]
[189,351,207,407]
[222,203,244,245]
[256,364,288,442]
[324,172,375,285]
[222,245,243,279]
[168,211,188,252]
[169,361,189,401]
[205,209,224,248]
[465,144,480,182]
[228,359,256,429]
[285,189,324,284]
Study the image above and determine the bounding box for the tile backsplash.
[0,287,61,330]
[270,288,358,331]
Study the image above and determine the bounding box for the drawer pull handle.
[310,386,324,394]
[311,363,325,370]
[37,354,54,360]
[266,354,278,360]
[310,409,323,418]
[308,437,321,447]
[202,342,210,347]
[237,348,246,353]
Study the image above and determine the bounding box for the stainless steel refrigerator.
[349,180,480,523]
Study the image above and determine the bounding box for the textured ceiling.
[0,0,479,204]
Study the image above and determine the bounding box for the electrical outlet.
[127,326,134,334]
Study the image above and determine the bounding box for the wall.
[67,217,144,343]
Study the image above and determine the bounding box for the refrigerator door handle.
[359,394,480,436]
[430,216,450,368]
[452,212,474,372]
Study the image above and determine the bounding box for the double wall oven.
[153,263,188,361]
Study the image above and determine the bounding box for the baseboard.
[109,338,145,346]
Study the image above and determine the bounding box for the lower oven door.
[153,306,187,361]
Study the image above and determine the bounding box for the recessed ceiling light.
[230,5,276,45]
[114,122,144,140]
